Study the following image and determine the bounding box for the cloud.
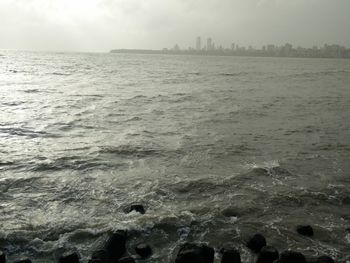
[0,0,349,51]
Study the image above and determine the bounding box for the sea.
[0,51,349,262]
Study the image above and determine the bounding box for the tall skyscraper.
[207,38,212,51]
[196,36,201,51]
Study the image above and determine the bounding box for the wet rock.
[175,243,215,263]
[296,225,314,237]
[89,249,108,263]
[89,230,127,263]
[13,259,31,263]
[118,256,136,263]
[256,246,279,263]
[270,167,292,177]
[316,255,334,263]
[124,204,145,214]
[220,246,241,263]
[104,230,127,260]
[134,243,152,258]
[221,208,240,218]
[246,234,267,253]
[342,196,350,205]
[277,251,306,263]
[0,251,5,263]
[59,252,80,263]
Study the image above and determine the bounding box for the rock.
[220,246,241,263]
[118,256,136,263]
[221,208,240,218]
[0,251,5,263]
[125,204,145,214]
[256,246,279,263]
[104,230,127,260]
[175,243,215,263]
[316,255,334,263]
[89,249,108,263]
[134,243,152,258]
[296,225,314,237]
[59,252,80,263]
[277,251,306,263]
[13,259,31,263]
[89,230,127,263]
[246,234,267,253]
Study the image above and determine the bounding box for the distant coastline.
[110,45,350,59]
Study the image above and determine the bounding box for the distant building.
[173,44,180,51]
[207,38,212,51]
[196,37,201,51]
[231,43,235,50]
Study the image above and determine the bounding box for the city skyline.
[171,36,350,53]
[111,36,350,59]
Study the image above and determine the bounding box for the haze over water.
[0,51,350,262]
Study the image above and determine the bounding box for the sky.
[0,0,350,52]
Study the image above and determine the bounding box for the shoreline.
[109,49,350,59]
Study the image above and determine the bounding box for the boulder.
[89,230,127,263]
[246,234,267,253]
[220,246,241,263]
[89,249,108,263]
[296,225,314,237]
[59,252,80,263]
[0,251,5,263]
[277,251,306,263]
[316,256,334,263]
[256,246,279,263]
[118,256,136,263]
[13,259,31,263]
[125,204,145,214]
[134,243,152,258]
[104,230,127,260]
[175,243,214,263]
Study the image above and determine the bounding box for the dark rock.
[346,227,350,233]
[296,225,314,237]
[118,256,136,263]
[104,230,127,260]
[256,246,279,263]
[316,256,334,263]
[0,251,5,263]
[221,208,240,218]
[59,252,80,263]
[175,243,215,263]
[246,234,267,253]
[278,251,306,263]
[220,247,241,263]
[134,243,152,258]
[13,259,31,263]
[89,249,108,263]
[125,204,145,214]
[89,231,126,263]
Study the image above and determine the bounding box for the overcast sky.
[1,0,350,52]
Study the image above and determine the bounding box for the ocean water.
[0,51,349,262]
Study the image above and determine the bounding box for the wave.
[50,72,72,76]
[290,70,350,78]
[23,89,40,94]
[218,72,249,77]
[24,157,126,172]
[98,145,159,158]
[0,127,59,139]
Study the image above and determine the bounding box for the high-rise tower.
[196,36,201,51]
[207,38,212,51]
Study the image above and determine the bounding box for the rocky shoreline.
[0,204,344,263]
